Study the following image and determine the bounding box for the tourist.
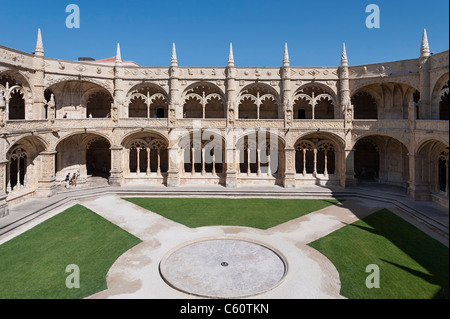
[88,113,93,118]
[71,173,77,187]
[65,173,71,188]
[63,113,68,119]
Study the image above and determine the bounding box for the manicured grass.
[309,209,449,299]
[124,197,339,229]
[0,204,141,299]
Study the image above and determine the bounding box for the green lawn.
[0,204,141,299]
[309,209,449,299]
[124,197,339,229]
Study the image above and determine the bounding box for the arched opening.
[6,136,47,196]
[294,134,341,185]
[238,86,279,120]
[236,131,284,185]
[351,91,378,119]
[55,133,112,185]
[354,140,379,180]
[86,91,113,118]
[86,138,111,177]
[45,81,113,119]
[354,135,409,188]
[415,140,448,201]
[183,84,225,119]
[121,132,169,185]
[180,131,225,178]
[0,74,25,120]
[293,86,335,120]
[127,85,168,118]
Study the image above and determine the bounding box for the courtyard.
[0,184,448,299]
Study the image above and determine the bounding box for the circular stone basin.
[160,238,287,298]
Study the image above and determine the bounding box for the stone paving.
[0,185,448,299]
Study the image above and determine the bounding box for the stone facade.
[0,29,448,217]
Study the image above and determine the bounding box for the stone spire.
[420,29,430,57]
[35,28,44,56]
[115,43,122,65]
[341,43,348,66]
[228,43,235,67]
[171,43,178,67]
[283,43,290,67]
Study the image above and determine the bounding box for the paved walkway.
[0,184,448,299]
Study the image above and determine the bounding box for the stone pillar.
[36,151,57,197]
[225,131,237,187]
[0,160,9,217]
[407,152,430,201]
[283,147,296,188]
[342,149,356,187]
[166,146,180,187]
[109,146,123,186]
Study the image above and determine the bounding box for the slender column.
[157,149,161,176]
[303,149,306,176]
[313,148,317,177]
[146,147,151,175]
[324,150,328,177]
[267,151,272,176]
[446,158,449,197]
[16,158,20,188]
[247,149,251,176]
[136,148,141,174]
[212,150,216,175]
[201,148,206,176]
[257,148,261,176]
[191,147,195,175]
[6,162,11,193]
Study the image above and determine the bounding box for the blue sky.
[0,0,448,67]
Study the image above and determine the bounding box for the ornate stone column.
[224,45,238,187]
[36,150,57,197]
[283,147,296,188]
[0,160,9,217]
[166,128,180,187]
[225,130,237,187]
[109,146,123,186]
[407,152,430,201]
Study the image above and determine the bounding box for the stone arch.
[293,132,343,184]
[5,135,48,195]
[235,130,285,179]
[182,82,225,119]
[45,80,113,119]
[238,83,280,120]
[126,83,169,119]
[351,90,378,119]
[415,139,449,200]
[178,129,226,177]
[431,73,449,120]
[293,83,337,120]
[55,133,112,182]
[354,134,410,188]
[121,131,169,180]
[0,72,31,120]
